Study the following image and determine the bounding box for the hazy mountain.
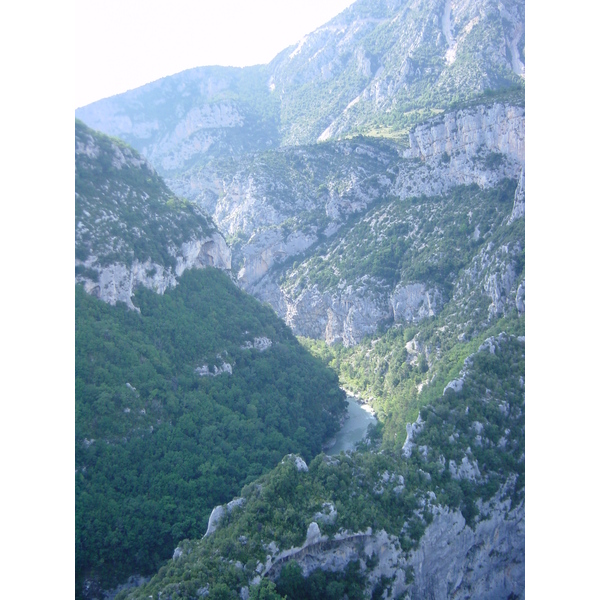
[76,0,524,175]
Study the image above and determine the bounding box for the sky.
[74,0,356,109]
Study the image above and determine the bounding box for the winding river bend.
[325,393,377,455]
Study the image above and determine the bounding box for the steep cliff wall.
[173,103,523,344]
[260,482,523,600]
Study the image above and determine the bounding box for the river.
[325,393,377,455]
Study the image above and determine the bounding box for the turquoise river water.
[325,394,377,455]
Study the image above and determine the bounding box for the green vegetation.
[76,268,346,596]
[121,334,524,599]
[284,180,518,298]
[75,3,526,596]
[276,560,366,600]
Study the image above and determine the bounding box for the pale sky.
[74,0,356,109]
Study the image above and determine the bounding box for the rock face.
[75,120,231,310]
[204,498,247,538]
[238,230,317,287]
[508,167,525,224]
[391,284,443,323]
[201,101,523,345]
[75,66,278,177]
[407,494,524,599]
[80,232,231,311]
[253,278,443,347]
[260,485,523,600]
[402,414,425,458]
[403,104,524,164]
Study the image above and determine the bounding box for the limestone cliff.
[259,482,523,600]
[171,102,524,345]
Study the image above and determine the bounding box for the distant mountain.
[76,0,524,176]
[269,0,524,144]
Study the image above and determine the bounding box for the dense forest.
[121,333,525,600]
[76,268,346,595]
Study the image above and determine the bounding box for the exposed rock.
[449,456,481,481]
[195,361,233,377]
[238,230,317,287]
[403,104,524,165]
[204,505,225,537]
[75,121,232,310]
[402,413,424,458]
[516,280,525,315]
[443,378,464,395]
[294,456,309,472]
[204,498,246,537]
[407,494,523,599]
[259,483,523,600]
[313,502,338,525]
[472,421,484,435]
[508,168,525,224]
[227,498,246,511]
[281,454,309,472]
[252,337,272,352]
[306,522,324,545]
[478,337,497,354]
[79,236,231,312]
[390,283,442,322]
[95,575,151,600]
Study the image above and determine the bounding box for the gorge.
[75,1,526,598]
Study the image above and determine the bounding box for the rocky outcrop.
[204,497,246,538]
[402,413,425,458]
[253,277,443,346]
[406,490,524,599]
[78,232,231,311]
[238,230,317,287]
[508,168,525,224]
[257,482,523,600]
[452,230,525,322]
[403,104,525,165]
[75,121,232,310]
[391,283,442,323]
[195,360,233,377]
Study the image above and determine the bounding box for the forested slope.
[120,333,524,600]
[76,268,346,596]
